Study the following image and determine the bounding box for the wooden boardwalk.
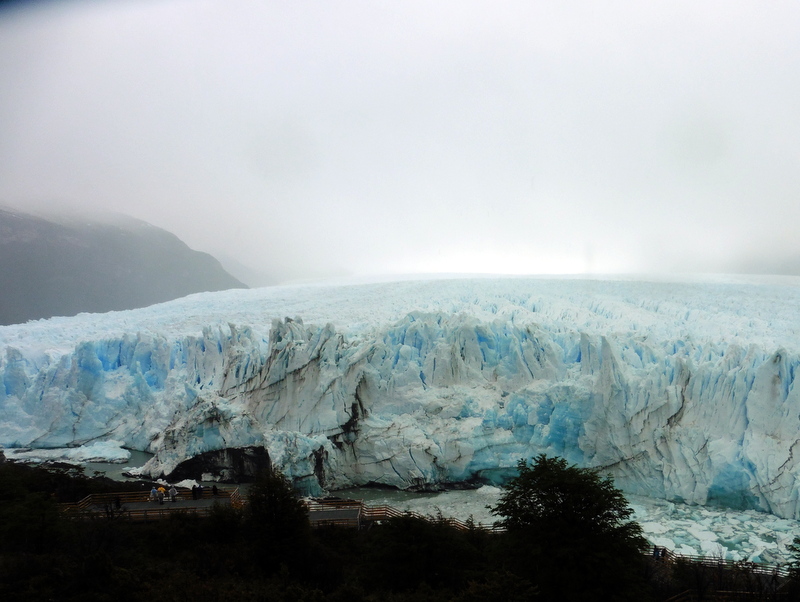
[62,486,243,521]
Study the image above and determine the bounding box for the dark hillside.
[0,208,246,325]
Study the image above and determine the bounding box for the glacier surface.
[2,276,800,519]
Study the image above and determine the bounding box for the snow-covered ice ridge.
[2,275,800,518]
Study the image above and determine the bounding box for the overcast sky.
[1,0,799,284]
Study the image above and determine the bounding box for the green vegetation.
[0,459,793,601]
[491,455,649,600]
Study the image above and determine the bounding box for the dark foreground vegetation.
[1,457,799,601]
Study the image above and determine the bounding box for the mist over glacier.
[2,276,800,521]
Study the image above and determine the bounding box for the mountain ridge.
[0,207,246,325]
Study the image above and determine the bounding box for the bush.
[246,467,311,573]
[362,512,484,593]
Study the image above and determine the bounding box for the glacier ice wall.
[1,277,800,517]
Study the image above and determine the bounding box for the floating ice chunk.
[639,521,669,535]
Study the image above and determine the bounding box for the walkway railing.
[651,547,792,579]
[664,590,790,602]
[61,486,240,521]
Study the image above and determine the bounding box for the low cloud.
[1,0,799,283]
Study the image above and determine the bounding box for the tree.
[785,536,800,599]
[247,467,309,540]
[246,467,311,573]
[362,511,483,593]
[491,455,649,601]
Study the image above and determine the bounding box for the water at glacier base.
[334,486,800,565]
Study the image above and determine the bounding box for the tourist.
[169,485,178,502]
[150,486,158,502]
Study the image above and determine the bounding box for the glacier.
[2,275,800,520]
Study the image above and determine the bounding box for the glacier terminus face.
[1,276,800,519]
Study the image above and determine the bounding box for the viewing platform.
[61,486,243,521]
